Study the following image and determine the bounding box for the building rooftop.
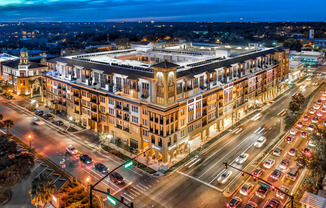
[3,59,47,69]
[300,191,326,208]
[0,53,19,63]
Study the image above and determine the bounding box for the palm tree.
[2,120,14,134]
[30,174,56,208]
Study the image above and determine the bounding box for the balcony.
[116,124,122,129]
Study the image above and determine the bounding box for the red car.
[301,131,308,138]
[285,136,295,144]
[303,116,309,121]
[288,148,297,156]
[251,168,263,178]
[301,148,312,157]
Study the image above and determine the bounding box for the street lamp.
[86,177,91,192]
[69,116,72,130]
[28,135,32,151]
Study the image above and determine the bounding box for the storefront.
[188,133,201,152]
[208,123,218,136]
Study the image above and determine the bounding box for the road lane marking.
[177,171,223,192]
[31,161,43,172]
[138,183,149,189]
[136,184,148,192]
[184,157,198,167]
[188,158,201,168]
[129,188,141,195]
[111,182,133,195]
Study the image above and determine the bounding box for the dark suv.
[43,114,54,121]
[256,186,268,198]
[35,110,44,116]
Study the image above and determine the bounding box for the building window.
[130,139,138,149]
[108,98,114,105]
[82,91,86,97]
[142,119,148,126]
[132,116,139,123]
[196,101,201,108]
[188,125,194,133]
[131,106,139,113]
[143,129,148,136]
[109,117,115,124]
[180,119,185,126]
[101,115,106,122]
[188,105,194,112]
[143,109,148,115]
[108,108,115,115]
[196,121,201,128]
[142,83,149,90]
[180,129,185,137]
[180,108,185,116]
[196,111,201,119]
[100,96,105,103]
[100,106,106,113]
[188,114,194,122]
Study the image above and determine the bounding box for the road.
[0,73,323,208]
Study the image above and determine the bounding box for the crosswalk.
[184,155,201,168]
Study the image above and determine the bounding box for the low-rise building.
[42,45,289,163]
[290,50,325,67]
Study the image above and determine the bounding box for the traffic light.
[107,189,117,205]
[253,176,257,181]
[241,171,244,176]
[271,185,275,191]
[224,162,228,169]
[124,160,133,169]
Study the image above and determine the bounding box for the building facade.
[42,46,289,163]
[2,49,48,97]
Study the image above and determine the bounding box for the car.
[306,77,311,81]
[312,82,318,85]
[288,148,297,156]
[312,117,319,123]
[263,198,282,208]
[251,113,262,121]
[324,103,326,108]
[309,109,316,114]
[296,122,303,128]
[322,94,326,98]
[43,113,54,121]
[279,159,290,170]
[300,85,306,89]
[324,121,326,126]
[296,159,304,167]
[273,147,283,156]
[254,124,267,134]
[218,170,233,184]
[233,126,244,134]
[235,153,249,164]
[285,136,295,144]
[263,158,275,169]
[301,148,312,157]
[79,154,92,164]
[308,140,316,147]
[321,96,326,101]
[317,100,322,105]
[109,171,124,184]
[254,136,266,148]
[244,202,258,208]
[53,120,64,126]
[317,111,323,117]
[308,124,314,131]
[270,169,282,180]
[94,163,108,174]
[240,182,254,196]
[303,116,309,121]
[301,131,308,138]
[35,110,44,116]
[255,186,269,198]
[286,168,299,181]
[251,168,263,178]
[33,117,45,125]
[322,108,326,113]
[289,128,297,135]
[276,186,289,200]
[66,145,78,155]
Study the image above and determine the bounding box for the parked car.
[254,136,266,148]
[273,147,283,156]
[33,117,45,125]
[235,153,249,164]
[109,171,124,184]
[53,120,64,126]
[94,163,108,174]
[240,182,254,196]
[35,110,44,116]
[263,198,282,208]
[79,154,92,164]
[227,196,242,208]
[255,186,269,198]
[66,145,78,155]
[218,170,233,184]
[251,168,263,178]
[286,168,299,181]
[276,186,289,200]
[43,113,54,121]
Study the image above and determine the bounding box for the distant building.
[0,53,19,79]
[2,49,47,97]
[300,191,326,208]
[309,29,315,39]
[289,50,324,66]
[130,41,154,51]
[289,60,304,82]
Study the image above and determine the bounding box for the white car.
[289,128,297,135]
[263,158,275,169]
[313,105,321,110]
[217,170,233,184]
[306,77,311,81]
[251,113,262,121]
[33,117,45,125]
[240,182,254,196]
[66,145,78,155]
[235,153,249,164]
[254,136,266,148]
[307,140,316,147]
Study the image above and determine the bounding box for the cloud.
[0,0,325,22]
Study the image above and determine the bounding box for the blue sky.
[0,0,325,22]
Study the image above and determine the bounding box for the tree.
[0,138,34,204]
[2,120,14,135]
[30,174,56,208]
[99,131,108,144]
[283,39,302,52]
[289,93,305,113]
[289,100,300,113]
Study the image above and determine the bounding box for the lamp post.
[28,135,32,151]
[69,116,72,130]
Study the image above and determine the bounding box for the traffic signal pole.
[223,162,294,208]
[90,148,152,207]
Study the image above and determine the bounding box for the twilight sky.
[0,0,325,22]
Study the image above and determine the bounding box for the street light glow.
[86,177,90,183]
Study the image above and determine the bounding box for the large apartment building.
[42,45,289,163]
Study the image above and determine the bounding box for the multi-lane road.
[0,71,324,208]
